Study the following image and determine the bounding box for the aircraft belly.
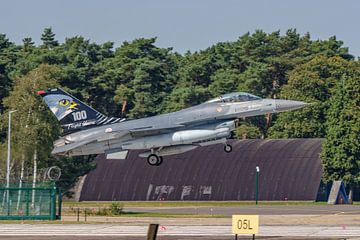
[122,127,231,150]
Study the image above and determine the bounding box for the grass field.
[61,201,328,218]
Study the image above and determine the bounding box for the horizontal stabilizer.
[51,139,94,155]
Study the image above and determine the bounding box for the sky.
[1,0,359,56]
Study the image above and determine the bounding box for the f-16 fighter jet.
[38,88,307,166]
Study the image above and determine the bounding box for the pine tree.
[41,27,58,48]
[0,34,18,113]
[22,37,34,52]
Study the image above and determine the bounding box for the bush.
[110,202,124,215]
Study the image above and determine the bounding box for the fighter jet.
[38,88,307,166]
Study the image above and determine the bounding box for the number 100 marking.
[72,111,87,121]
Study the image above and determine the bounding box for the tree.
[163,86,211,113]
[22,37,34,52]
[209,69,240,96]
[0,34,18,113]
[234,122,262,139]
[1,65,62,183]
[95,38,177,118]
[41,27,58,49]
[48,156,96,197]
[321,64,360,197]
[268,56,351,138]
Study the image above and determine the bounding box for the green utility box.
[0,181,61,220]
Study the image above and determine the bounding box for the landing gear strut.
[147,154,163,166]
[224,144,232,153]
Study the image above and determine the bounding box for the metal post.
[147,224,159,240]
[57,188,62,220]
[25,189,29,216]
[256,166,259,205]
[6,110,17,211]
[7,194,10,216]
[234,234,238,240]
[253,234,255,240]
[77,208,80,222]
[51,184,57,220]
[16,160,24,211]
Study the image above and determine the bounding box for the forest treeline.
[0,28,359,194]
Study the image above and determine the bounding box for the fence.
[0,181,61,220]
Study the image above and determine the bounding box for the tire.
[147,154,159,166]
[156,156,163,166]
[224,144,232,153]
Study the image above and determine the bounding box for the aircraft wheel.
[224,144,232,153]
[156,156,163,166]
[147,154,160,166]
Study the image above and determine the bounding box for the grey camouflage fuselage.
[50,93,306,162]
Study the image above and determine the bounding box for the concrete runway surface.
[2,205,360,239]
[0,237,357,240]
[0,224,360,238]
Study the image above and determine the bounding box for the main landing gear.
[224,144,232,153]
[147,154,163,166]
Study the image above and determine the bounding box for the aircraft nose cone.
[275,99,307,112]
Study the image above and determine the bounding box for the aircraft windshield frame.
[206,92,262,103]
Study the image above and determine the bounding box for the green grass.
[63,200,329,208]
[62,206,224,218]
[108,211,224,218]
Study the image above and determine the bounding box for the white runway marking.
[0,224,359,237]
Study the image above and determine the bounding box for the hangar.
[78,139,324,201]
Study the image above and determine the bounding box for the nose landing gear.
[224,144,232,153]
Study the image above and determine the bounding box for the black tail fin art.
[38,88,123,133]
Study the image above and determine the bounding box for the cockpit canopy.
[206,92,262,103]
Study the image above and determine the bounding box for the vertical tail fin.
[38,88,123,133]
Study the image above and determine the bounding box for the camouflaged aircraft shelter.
[79,139,323,201]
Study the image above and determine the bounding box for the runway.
[0,224,360,238]
[2,205,360,239]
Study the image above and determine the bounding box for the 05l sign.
[232,215,259,234]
